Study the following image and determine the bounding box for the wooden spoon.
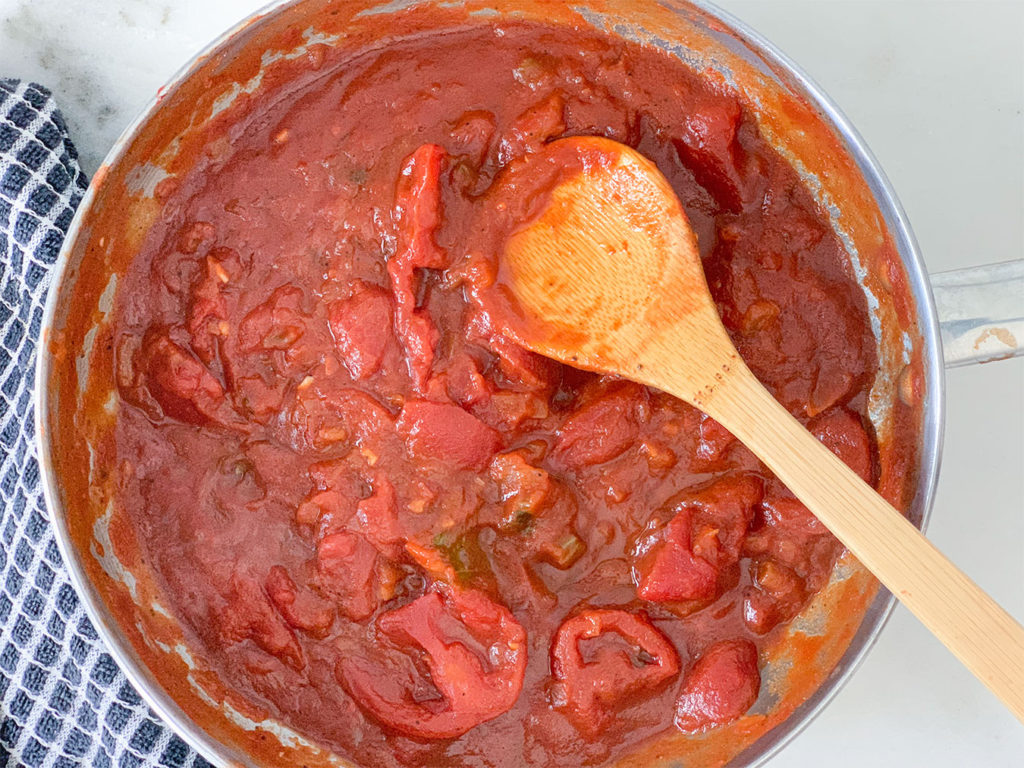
[498,135,1024,721]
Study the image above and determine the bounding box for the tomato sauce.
[111,20,878,768]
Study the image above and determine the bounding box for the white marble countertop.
[2,0,1022,765]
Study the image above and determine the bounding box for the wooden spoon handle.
[705,366,1024,722]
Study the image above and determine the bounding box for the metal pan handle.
[931,259,1024,368]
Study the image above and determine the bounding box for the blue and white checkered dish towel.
[0,79,213,768]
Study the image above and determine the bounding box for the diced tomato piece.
[394,144,446,270]
[448,110,496,168]
[529,498,585,570]
[489,390,549,430]
[398,399,502,470]
[355,475,404,558]
[138,330,241,429]
[265,566,335,637]
[741,589,783,636]
[238,285,307,353]
[444,355,492,407]
[742,481,843,598]
[186,289,225,365]
[316,531,379,621]
[338,587,527,739]
[291,385,396,452]
[552,609,680,737]
[497,93,566,163]
[673,97,747,211]
[684,474,763,567]
[810,406,874,484]
[489,452,583,567]
[635,475,762,605]
[695,413,736,466]
[556,384,647,467]
[754,558,806,604]
[635,510,719,603]
[218,574,304,671]
[492,339,559,390]
[462,288,560,391]
[742,558,807,635]
[308,458,357,491]
[295,489,344,528]
[233,374,286,424]
[760,490,826,535]
[328,282,394,380]
[186,247,241,364]
[388,144,447,391]
[401,313,440,391]
[295,459,361,529]
[675,639,760,732]
[323,389,395,441]
[489,450,554,528]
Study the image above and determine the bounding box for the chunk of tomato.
[355,474,404,559]
[185,246,242,364]
[290,385,396,453]
[265,566,335,638]
[683,474,763,567]
[634,510,718,603]
[556,383,647,468]
[398,399,501,470]
[339,587,527,739]
[328,282,394,380]
[551,608,680,737]
[810,406,874,484]
[389,144,447,391]
[742,558,807,635]
[237,285,307,353]
[218,573,304,671]
[695,413,736,467]
[137,330,242,430]
[675,639,760,732]
[672,96,747,212]
[634,475,762,605]
[316,531,380,621]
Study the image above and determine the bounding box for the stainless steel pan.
[35,1,1024,765]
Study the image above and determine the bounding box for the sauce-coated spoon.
[498,136,1024,722]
